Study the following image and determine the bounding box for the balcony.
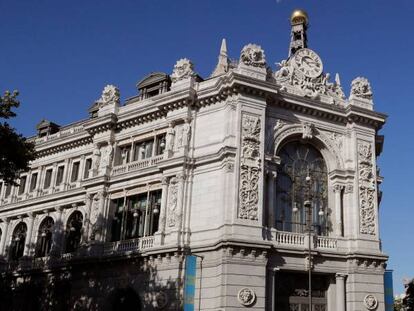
[111,154,164,176]
[103,236,155,255]
[273,229,338,250]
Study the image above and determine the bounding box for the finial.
[220,38,227,56]
[290,9,309,26]
[211,38,230,77]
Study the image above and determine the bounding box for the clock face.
[293,48,323,78]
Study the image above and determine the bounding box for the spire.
[288,9,309,57]
[211,38,230,77]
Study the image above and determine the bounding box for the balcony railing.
[103,236,155,255]
[275,231,305,246]
[273,230,338,250]
[316,236,338,249]
[112,154,164,176]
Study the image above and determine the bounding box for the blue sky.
[1,0,413,294]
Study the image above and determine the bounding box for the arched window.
[10,222,27,260]
[35,216,54,257]
[65,211,83,253]
[275,141,329,235]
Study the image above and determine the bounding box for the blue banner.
[384,270,394,311]
[184,255,197,311]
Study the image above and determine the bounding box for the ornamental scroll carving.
[239,114,261,220]
[274,50,345,101]
[351,77,373,100]
[240,44,266,68]
[171,58,195,83]
[358,142,376,235]
[167,178,179,227]
[95,85,120,108]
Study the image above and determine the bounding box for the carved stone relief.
[99,144,113,173]
[89,192,104,241]
[167,178,179,227]
[240,44,266,68]
[351,77,373,100]
[273,124,343,169]
[302,122,314,139]
[165,124,175,155]
[171,58,195,83]
[363,294,378,310]
[274,48,345,101]
[239,114,261,220]
[237,287,256,307]
[95,85,120,108]
[358,142,376,235]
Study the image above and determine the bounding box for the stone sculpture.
[240,44,266,68]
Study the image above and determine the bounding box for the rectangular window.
[18,176,27,195]
[84,158,92,179]
[134,139,153,161]
[71,162,80,182]
[110,189,162,242]
[155,134,166,155]
[44,169,53,189]
[55,166,64,185]
[5,184,12,197]
[30,173,38,192]
[118,145,131,165]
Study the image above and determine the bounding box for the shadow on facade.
[0,216,183,310]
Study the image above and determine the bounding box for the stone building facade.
[0,10,387,311]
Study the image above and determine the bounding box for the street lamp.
[304,174,313,311]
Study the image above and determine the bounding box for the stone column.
[0,218,10,256]
[336,273,346,311]
[23,213,35,256]
[50,163,58,189]
[176,173,186,234]
[51,206,64,256]
[96,190,108,241]
[79,155,86,182]
[37,165,45,195]
[83,194,93,243]
[334,185,344,236]
[267,170,277,228]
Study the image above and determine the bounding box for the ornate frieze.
[351,77,373,100]
[239,114,261,220]
[358,142,376,235]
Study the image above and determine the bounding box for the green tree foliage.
[0,90,35,185]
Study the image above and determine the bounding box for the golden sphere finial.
[290,9,309,26]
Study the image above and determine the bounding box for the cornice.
[83,113,118,135]
[36,136,93,158]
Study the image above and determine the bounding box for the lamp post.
[304,174,313,311]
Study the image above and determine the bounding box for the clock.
[293,48,323,78]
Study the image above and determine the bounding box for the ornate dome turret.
[290,9,309,26]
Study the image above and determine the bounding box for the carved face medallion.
[293,48,323,78]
